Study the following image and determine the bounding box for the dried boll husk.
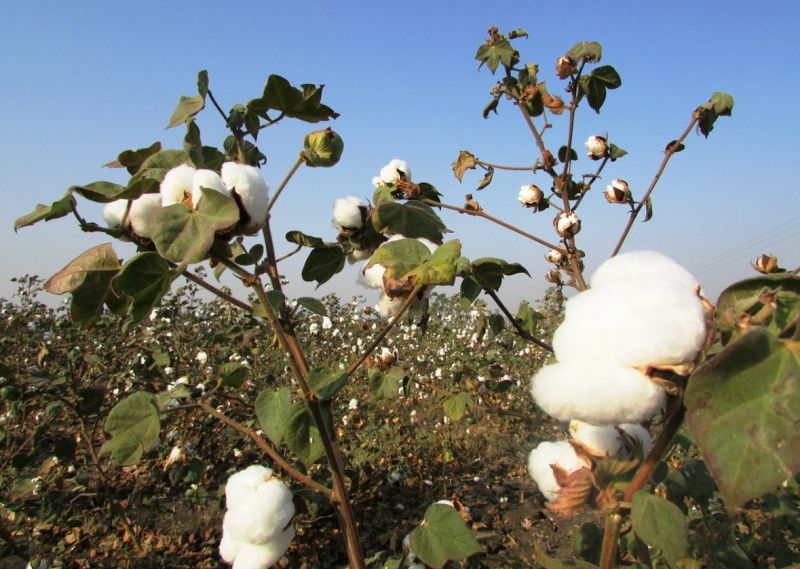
[552,282,707,369]
[589,250,698,291]
[527,440,590,501]
[160,164,196,206]
[530,360,667,425]
[221,162,269,233]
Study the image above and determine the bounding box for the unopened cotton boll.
[221,162,270,232]
[128,193,162,238]
[527,440,589,501]
[160,164,196,206]
[379,159,412,185]
[223,479,295,544]
[590,250,698,292]
[332,196,365,231]
[530,360,667,425]
[231,527,295,569]
[552,283,707,368]
[192,169,229,207]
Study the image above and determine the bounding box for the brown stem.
[347,286,423,375]
[276,244,303,263]
[196,401,330,496]
[180,269,253,313]
[267,155,305,212]
[485,289,553,353]
[599,513,622,569]
[422,199,566,253]
[514,100,558,179]
[611,114,700,256]
[476,159,537,172]
[573,156,610,211]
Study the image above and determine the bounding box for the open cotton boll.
[590,250,698,291]
[221,162,270,232]
[225,465,273,511]
[360,263,386,289]
[223,479,295,544]
[160,164,196,206]
[619,423,653,456]
[527,440,589,501]
[569,421,652,458]
[128,193,162,239]
[191,169,229,207]
[219,533,245,564]
[332,196,365,231]
[348,248,373,264]
[379,159,412,185]
[103,199,129,229]
[375,293,405,319]
[530,360,667,425]
[552,283,707,368]
[230,527,294,569]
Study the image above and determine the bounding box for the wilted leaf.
[482,97,500,119]
[567,41,602,63]
[14,192,75,231]
[406,240,462,287]
[631,490,688,568]
[697,92,734,137]
[248,74,338,123]
[410,504,482,568]
[515,301,541,336]
[255,387,294,446]
[285,230,326,248]
[685,327,800,508]
[477,166,494,190]
[452,150,478,182]
[643,196,653,222]
[100,392,160,466]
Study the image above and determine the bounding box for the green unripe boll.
[303,127,344,167]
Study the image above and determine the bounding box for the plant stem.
[206,89,230,125]
[276,244,302,263]
[514,98,558,179]
[573,156,610,211]
[599,513,622,569]
[484,289,553,353]
[196,401,331,496]
[180,269,253,313]
[476,159,537,172]
[267,155,305,212]
[422,198,567,253]
[611,114,700,256]
[346,286,423,375]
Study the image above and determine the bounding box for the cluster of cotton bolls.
[219,465,295,569]
[527,251,708,503]
[103,162,270,240]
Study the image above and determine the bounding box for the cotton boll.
[347,248,372,264]
[379,159,412,185]
[161,164,196,206]
[552,283,707,368]
[192,169,229,207]
[569,420,626,458]
[376,294,405,319]
[219,533,245,563]
[527,440,589,501]
[590,250,698,291]
[225,465,273,511]
[223,479,295,544]
[332,196,365,231]
[103,199,129,229]
[619,423,653,456]
[530,361,667,425]
[231,527,294,569]
[221,162,270,232]
[360,263,386,289]
[128,193,162,238]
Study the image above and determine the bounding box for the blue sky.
[2,1,799,310]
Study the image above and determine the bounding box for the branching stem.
[485,289,553,353]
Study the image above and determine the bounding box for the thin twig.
[485,289,553,353]
[476,160,537,172]
[180,269,253,313]
[276,245,303,263]
[573,156,610,211]
[206,89,230,125]
[267,155,305,212]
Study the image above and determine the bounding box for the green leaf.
[127,149,190,197]
[697,92,734,137]
[567,41,603,63]
[112,252,174,324]
[301,245,346,286]
[234,243,264,266]
[577,76,607,113]
[534,542,599,568]
[488,313,505,335]
[591,66,622,89]
[296,297,328,316]
[475,38,518,74]
[470,257,530,291]
[166,70,208,128]
[70,181,130,203]
[247,74,339,123]
[100,391,160,466]
[709,91,734,116]
[44,243,124,325]
[477,166,494,190]
[715,274,800,341]
[104,141,162,175]
[508,28,528,39]
[608,143,628,161]
[452,150,478,182]
[410,504,482,569]
[285,406,326,466]
[265,290,285,314]
[443,392,472,421]
[286,230,326,248]
[515,301,542,336]
[14,192,75,231]
[372,201,448,242]
[150,188,239,264]
[307,367,348,401]
[459,276,482,308]
[482,97,500,119]
[183,119,204,168]
[572,523,602,565]
[558,146,578,163]
[685,327,800,508]
[369,367,406,400]
[643,196,653,222]
[406,240,462,287]
[631,491,688,568]
[255,387,294,446]
[218,362,249,389]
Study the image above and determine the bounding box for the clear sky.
[2,1,799,310]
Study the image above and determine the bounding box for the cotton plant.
[220,465,295,569]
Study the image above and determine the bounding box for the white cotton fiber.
[332,196,365,231]
[527,440,589,501]
[569,420,652,458]
[192,169,229,207]
[219,533,245,563]
[619,423,653,457]
[103,199,129,229]
[590,250,698,291]
[360,263,386,289]
[160,164,196,206]
[231,527,294,569]
[221,162,270,232]
[348,248,372,264]
[378,159,412,185]
[530,360,667,425]
[225,465,273,511]
[375,293,404,319]
[223,478,295,545]
[128,193,162,238]
[552,283,707,368]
